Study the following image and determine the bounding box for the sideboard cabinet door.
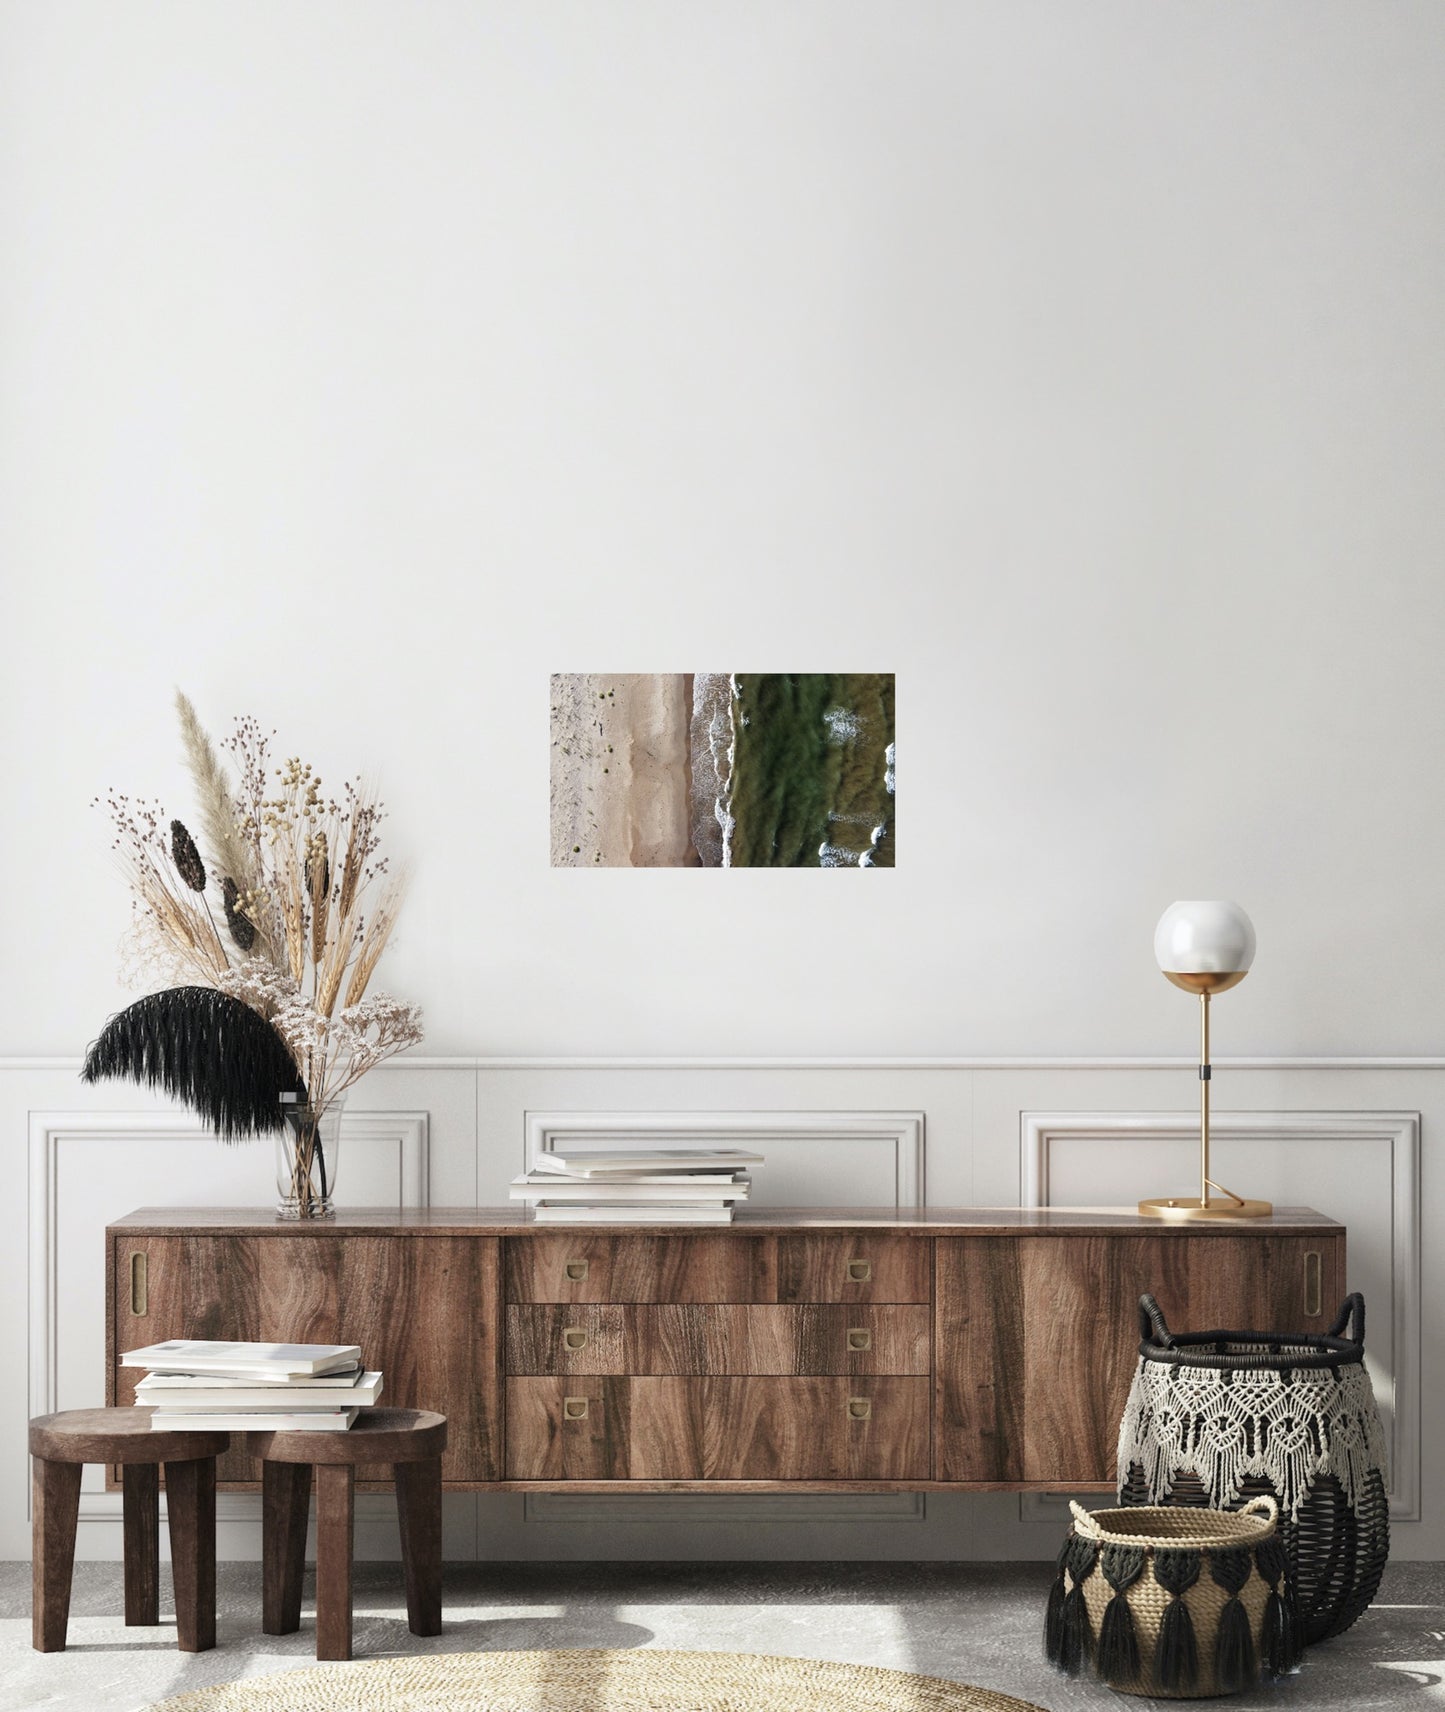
[935,1232,1346,1486]
[112,1234,501,1485]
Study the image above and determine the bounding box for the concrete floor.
[0,1561,1441,1712]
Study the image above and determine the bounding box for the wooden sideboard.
[106,1207,1344,1494]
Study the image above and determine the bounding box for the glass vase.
[276,1096,344,1220]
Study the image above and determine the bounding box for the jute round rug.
[145,1648,1048,1711]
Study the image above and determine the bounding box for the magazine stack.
[511,1146,763,1224]
[121,1340,382,1431]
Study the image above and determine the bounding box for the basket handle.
[1068,1500,1097,1531]
[1138,1292,1175,1346]
[1327,1293,1366,1346]
[1240,1495,1279,1525]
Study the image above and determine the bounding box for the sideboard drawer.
[505,1234,774,1303]
[505,1304,932,1376]
[776,1234,930,1303]
[629,1377,931,1480]
[503,1376,931,1480]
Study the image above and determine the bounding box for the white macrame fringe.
[1117,1359,1389,1519]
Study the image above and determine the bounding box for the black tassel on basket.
[1096,1543,1145,1688]
[1043,1533,1070,1667]
[1055,1534,1098,1676]
[1210,1547,1257,1692]
[1151,1546,1202,1694]
[82,986,306,1139]
[1256,1536,1304,1677]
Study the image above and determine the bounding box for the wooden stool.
[29,1409,228,1653]
[247,1408,446,1662]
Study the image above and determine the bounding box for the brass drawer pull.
[563,1327,589,1351]
[1304,1251,1322,1318]
[129,1252,148,1317]
[846,1327,872,1351]
[564,1260,588,1282]
[847,1397,872,1421]
[846,1259,872,1283]
[563,1396,589,1420]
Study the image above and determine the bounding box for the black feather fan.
[82,987,306,1140]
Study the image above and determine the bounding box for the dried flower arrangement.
[84,692,423,1214]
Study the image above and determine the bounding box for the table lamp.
[1139,900,1272,1220]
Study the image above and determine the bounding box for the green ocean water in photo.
[727,674,895,868]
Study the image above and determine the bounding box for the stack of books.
[121,1340,382,1431]
[512,1146,764,1224]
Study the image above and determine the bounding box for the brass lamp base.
[1139,1195,1273,1221]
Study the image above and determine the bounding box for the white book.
[121,1340,362,1378]
[511,1176,748,1202]
[136,1367,365,1391]
[532,1204,734,1224]
[148,1407,361,1432]
[138,1372,384,1410]
[520,1172,749,1186]
[532,1149,764,1177]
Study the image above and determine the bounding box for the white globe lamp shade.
[1153,901,1256,995]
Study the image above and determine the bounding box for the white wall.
[2,1,1444,1057]
[2,4,1442,1561]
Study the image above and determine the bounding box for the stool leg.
[31,1457,82,1653]
[165,1458,216,1653]
[314,1463,354,1661]
[262,1461,311,1635]
[395,1457,443,1636]
[123,1463,160,1625]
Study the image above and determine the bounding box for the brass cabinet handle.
[129,1252,148,1317]
[846,1327,872,1351]
[563,1326,589,1351]
[847,1397,872,1420]
[564,1260,588,1282]
[1304,1251,1322,1317]
[563,1396,589,1420]
[846,1259,872,1283]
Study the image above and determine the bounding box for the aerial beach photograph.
[550,674,895,868]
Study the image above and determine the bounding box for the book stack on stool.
[512,1144,763,1224]
[122,1339,382,1431]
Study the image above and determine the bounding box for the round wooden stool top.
[245,1408,447,1465]
[29,1408,230,1465]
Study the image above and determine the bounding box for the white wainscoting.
[2,1057,1436,1561]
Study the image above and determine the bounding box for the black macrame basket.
[1117,1291,1389,1646]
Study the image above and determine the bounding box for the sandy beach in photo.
[550,674,697,867]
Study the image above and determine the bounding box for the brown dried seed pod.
[222,876,257,951]
[169,820,207,891]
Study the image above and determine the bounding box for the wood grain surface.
[261,1461,311,1636]
[314,1463,354,1661]
[776,1234,931,1303]
[122,1462,160,1625]
[105,1211,1345,1496]
[113,1236,494,1485]
[1019,1233,1347,1483]
[505,1378,632,1480]
[163,1455,216,1652]
[934,1238,1026,1483]
[31,1457,82,1652]
[505,1304,931,1376]
[627,1378,932,1480]
[505,1234,776,1303]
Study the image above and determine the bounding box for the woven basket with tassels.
[1045,1496,1303,1698]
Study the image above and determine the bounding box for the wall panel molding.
[523,1108,925,1205]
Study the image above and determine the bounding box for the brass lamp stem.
[1199,991,1210,1208]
